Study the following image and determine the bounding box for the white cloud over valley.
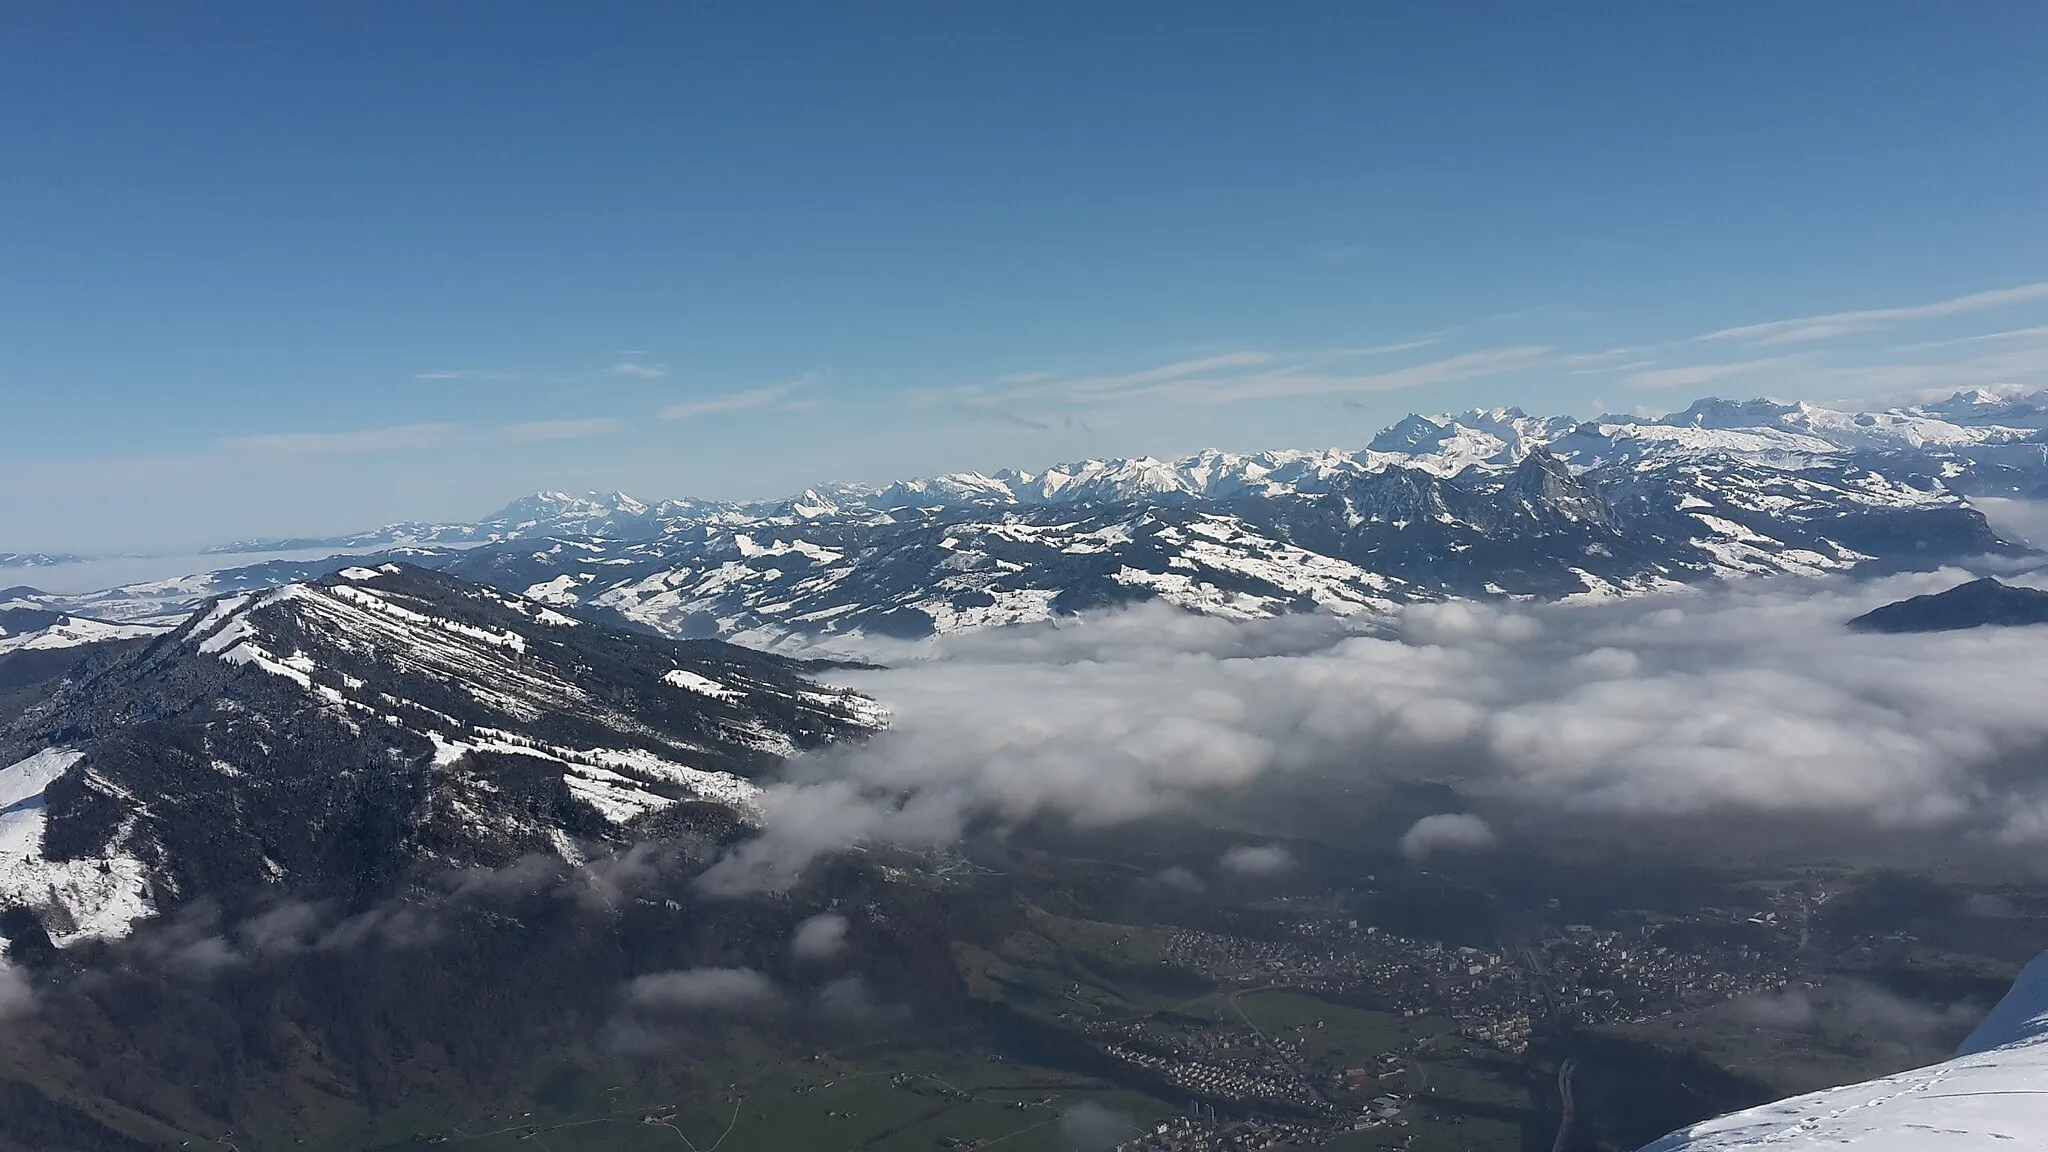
[700,568,2048,893]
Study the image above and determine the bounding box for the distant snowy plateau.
[10,390,2048,651]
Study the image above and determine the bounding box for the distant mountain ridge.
[1848,577,2048,633]
[190,389,2048,558]
[9,389,2046,646]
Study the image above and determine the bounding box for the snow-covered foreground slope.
[0,565,882,945]
[0,747,154,947]
[1642,950,2048,1149]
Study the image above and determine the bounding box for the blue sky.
[4,2,2047,551]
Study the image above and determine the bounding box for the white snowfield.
[1642,949,2048,1149]
[0,614,165,654]
[0,748,155,947]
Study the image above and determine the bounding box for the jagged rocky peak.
[1665,396,1805,429]
[1920,386,2048,428]
[1500,445,1618,528]
[482,489,657,533]
[0,563,883,948]
[869,471,1018,510]
[1368,413,1451,453]
[1346,464,1453,523]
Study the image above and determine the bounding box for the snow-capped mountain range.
[7,390,2047,649]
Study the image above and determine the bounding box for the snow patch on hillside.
[0,749,154,946]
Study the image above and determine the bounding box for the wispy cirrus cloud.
[1888,325,2048,354]
[1626,356,1796,390]
[225,418,621,457]
[661,377,819,421]
[1594,282,2048,398]
[1700,282,2048,346]
[228,423,464,455]
[414,369,520,382]
[931,339,1535,411]
[1796,342,2048,401]
[1617,339,2048,401]
[493,417,624,444]
[609,362,669,379]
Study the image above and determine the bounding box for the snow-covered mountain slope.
[0,608,165,654]
[0,565,881,946]
[200,491,742,555]
[15,390,2045,647]
[1641,949,2048,1150]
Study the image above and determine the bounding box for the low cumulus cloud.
[626,967,779,1014]
[791,912,849,962]
[1727,988,1818,1029]
[0,959,32,1018]
[1400,814,1498,860]
[131,896,448,976]
[1965,893,2019,918]
[814,974,906,1024]
[1219,845,1294,877]
[1059,1101,1142,1151]
[1974,498,2048,550]
[700,568,2048,894]
[603,966,784,1055]
[122,846,697,978]
[1726,982,1980,1044]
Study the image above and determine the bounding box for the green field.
[339,1035,1170,1152]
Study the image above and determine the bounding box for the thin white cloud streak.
[1797,344,2048,402]
[700,570,2048,894]
[1606,331,2048,408]
[1700,282,2048,346]
[1065,351,1279,397]
[1188,346,1553,406]
[228,423,465,455]
[1888,326,2048,354]
[609,362,669,379]
[951,345,1551,410]
[492,417,624,444]
[224,418,622,456]
[415,369,520,382]
[660,384,799,421]
[1626,357,1795,390]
